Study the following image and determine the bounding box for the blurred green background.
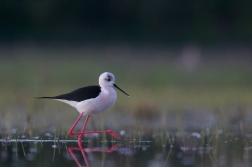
[0,0,252,132]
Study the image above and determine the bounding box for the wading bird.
[37,72,129,139]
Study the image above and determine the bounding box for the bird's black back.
[38,86,101,102]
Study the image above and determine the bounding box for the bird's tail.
[35,97,55,99]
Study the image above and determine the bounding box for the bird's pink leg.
[68,112,85,135]
[80,115,90,133]
[78,130,121,139]
[78,115,90,141]
[69,113,120,139]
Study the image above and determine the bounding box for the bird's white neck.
[101,86,114,95]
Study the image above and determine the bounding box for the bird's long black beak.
[113,84,130,97]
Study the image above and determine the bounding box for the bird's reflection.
[68,136,120,167]
[0,133,151,167]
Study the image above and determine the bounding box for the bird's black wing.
[38,86,101,102]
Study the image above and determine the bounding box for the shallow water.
[1,128,252,167]
[1,105,252,167]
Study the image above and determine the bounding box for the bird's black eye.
[107,76,111,82]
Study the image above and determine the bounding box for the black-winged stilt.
[37,72,129,139]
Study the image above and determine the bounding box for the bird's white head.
[99,72,130,96]
[99,72,115,88]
